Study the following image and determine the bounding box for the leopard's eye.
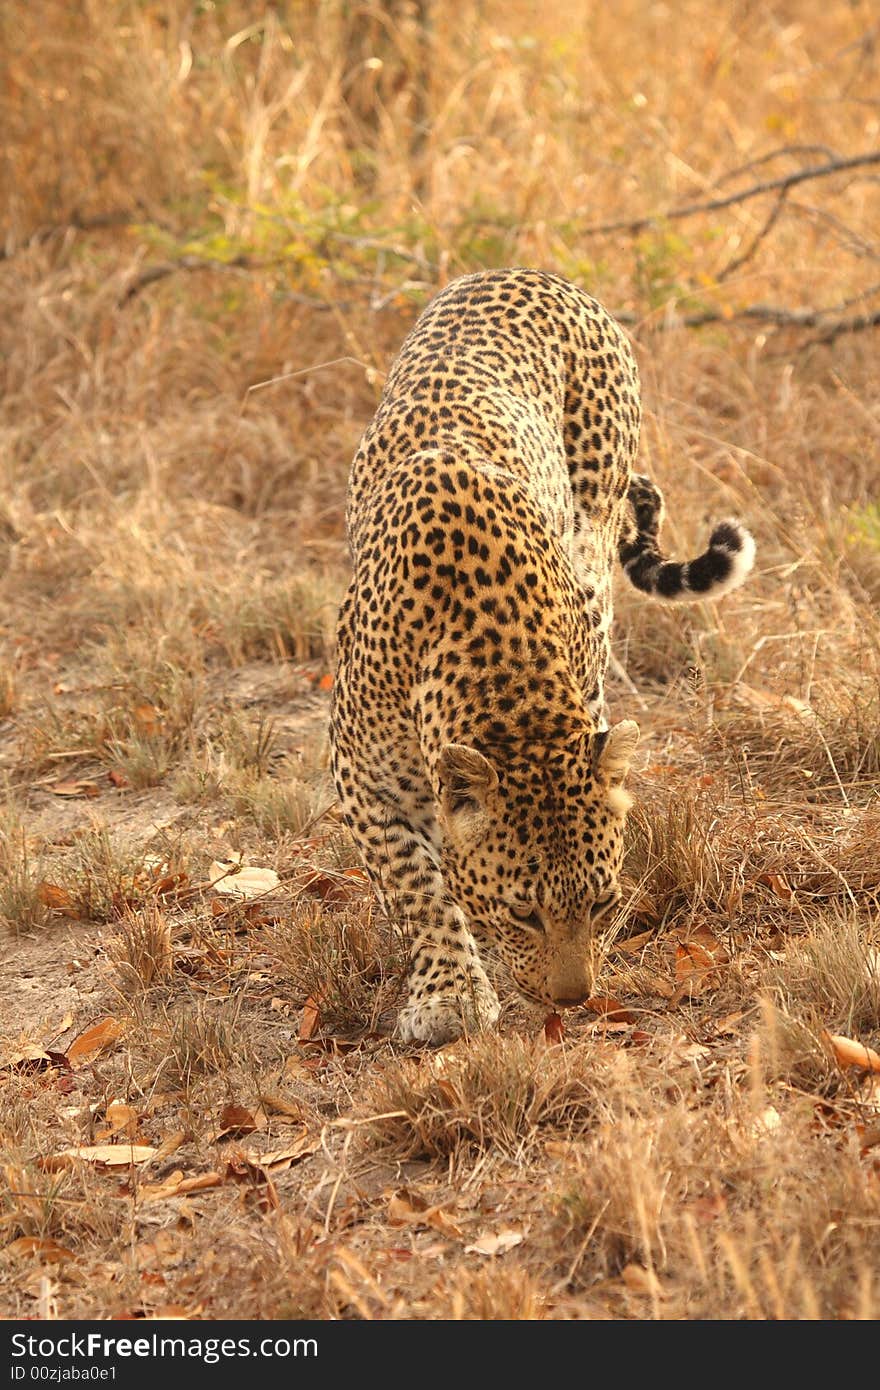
[510,903,543,932]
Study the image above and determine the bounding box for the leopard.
[330,268,754,1046]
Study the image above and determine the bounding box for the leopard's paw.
[397,981,500,1047]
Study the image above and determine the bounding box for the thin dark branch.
[616,281,880,337]
[716,187,790,282]
[118,253,424,313]
[1,210,142,262]
[809,307,880,347]
[789,199,880,263]
[582,149,880,237]
[118,253,257,304]
[713,144,838,188]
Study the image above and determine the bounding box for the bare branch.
[716,187,790,282]
[808,307,880,348]
[712,144,838,187]
[118,254,253,304]
[789,200,880,263]
[582,149,880,237]
[117,253,425,313]
[615,280,880,339]
[0,210,140,261]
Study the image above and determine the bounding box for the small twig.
[582,148,880,237]
[807,306,880,348]
[118,253,421,314]
[789,200,880,263]
[118,253,254,304]
[0,209,141,261]
[616,281,880,339]
[712,144,838,188]
[607,651,649,710]
[306,225,435,274]
[716,187,790,282]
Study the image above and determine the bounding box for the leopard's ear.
[592,720,639,785]
[439,744,499,817]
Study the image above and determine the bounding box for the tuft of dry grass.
[139,997,242,1092]
[108,905,174,995]
[549,1083,880,1319]
[623,784,727,927]
[358,1035,617,1162]
[757,911,880,1089]
[0,796,49,933]
[276,901,406,1035]
[445,1265,547,1320]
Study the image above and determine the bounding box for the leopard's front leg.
[396,893,500,1045]
[330,712,498,1045]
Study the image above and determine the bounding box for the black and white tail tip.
[623,519,756,602]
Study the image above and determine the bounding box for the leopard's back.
[347,268,642,583]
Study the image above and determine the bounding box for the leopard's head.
[437,721,639,1008]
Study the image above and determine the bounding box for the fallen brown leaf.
[586,1018,631,1035]
[211,1103,267,1141]
[586,995,639,1023]
[41,1143,157,1171]
[672,941,717,1001]
[676,941,717,977]
[50,779,100,798]
[616,927,659,954]
[714,1010,747,1036]
[387,1188,426,1218]
[464,1228,525,1256]
[152,1130,187,1165]
[298,996,321,1042]
[250,1135,320,1173]
[95,1101,140,1141]
[665,1034,712,1063]
[209,858,281,900]
[5,1237,75,1263]
[1,1044,71,1074]
[135,1230,186,1268]
[757,871,795,904]
[40,1011,74,1042]
[735,684,815,719]
[261,1092,303,1120]
[622,1263,667,1298]
[543,1012,564,1044]
[67,1017,123,1067]
[386,1189,463,1238]
[140,1171,224,1202]
[823,1031,880,1073]
[301,867,369,904]
[425,1207,463,1239]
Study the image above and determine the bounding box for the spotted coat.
[331,269,754,1044]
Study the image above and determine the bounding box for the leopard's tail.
[618,474,755,601]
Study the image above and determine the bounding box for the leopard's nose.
[551,989,589,1008]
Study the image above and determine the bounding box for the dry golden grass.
[2,0,879,1320]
